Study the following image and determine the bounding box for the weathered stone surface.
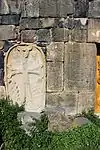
[36,29,51,43]
[0,0,21,14]
[88,19,100,43]
[57,0,74,17]
[21,30,36,43]
[0,25,16,40]
[21,0,39,17]
[52,28,69,42]
[1,15,20,25]
[47,62,63,92]
[47,42,64,61]
[5,43,46,112]
[39,0,57,17]
[46,107,74,131]
[46,92,77,115]
[64,43,96,91]
[71,29,87,42]
[88,0,100,18]
[40,18,55,28]
[74,0,89,17]
[73,117,91,127]
[20,18,40,30]
[77,91,95,114]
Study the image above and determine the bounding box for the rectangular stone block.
[57,0,74,17]
[36,29,51,43]
[1,15,20,25]
[77,91,95,114]
[40,18,55,28]
[46,92,77,115]
[88,19,100,43]
[20,18,40,30]
[21,30,36,43]
[71,29,87,42]
[64,43,96,91]
[21,0,39,17]
[74,0,89,17]
[0,25,16,40]
[52,28,69,42]
[47,42,64,61]
[88,0,100,18]
[39,0,57,17]
[47,62,63,92]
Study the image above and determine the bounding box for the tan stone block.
[47,62,63,92]
[64,42,96,91]
[47,42,64,61]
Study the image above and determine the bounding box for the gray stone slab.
[1,15,20,25]
[46,92,77,115]
[21,0,39,17]
[0,25,16,40]
[39,0,57,17]
[64,43,96,91]
[73,117,91,127]
[52,28,69,42]
[74,0,89,17]
[21,30,36,43]
[88,0,100,18]
[20,18,40,30]
[40,18,55,28]
[71,29,87,42]
[47,62,63,92]
[47,42,64,61]
[88,19,100,43]
[57,0,74,17]
[36,29,51,43]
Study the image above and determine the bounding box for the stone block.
[39,0,57,17]
[40,18,55,28]
[46,92,77,115]
[1,15,20,25]
[57,0,74,17]
[36,29,51,42]
[73,117,91,128]
[88,19,100,43]
[20,18,40,30]
[52,28,69,42]
[0,0,21,14]
[47,62,63,92]
[0,25,16,40]
[77,91,95,114]
[88,0,100,18]
[64,43,96,91]
[21,0,39,17]
[47,42,64,61]
[21,30,36,43]
[74,0,89,17]
[71,29,87,42]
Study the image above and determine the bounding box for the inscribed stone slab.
[5,43,45,112]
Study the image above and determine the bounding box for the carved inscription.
[5,43,45,112]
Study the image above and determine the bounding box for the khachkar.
[4,43,45,112]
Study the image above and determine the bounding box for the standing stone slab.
[64,43,96,91]
[47,62,63,92]
[88,19,100,43]
[47,42,64,61]
[5,43,46,112]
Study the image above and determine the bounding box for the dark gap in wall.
[96,43,100,56]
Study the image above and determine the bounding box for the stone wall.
[0,0,99,130]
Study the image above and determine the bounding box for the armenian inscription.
[5,43,45,112]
